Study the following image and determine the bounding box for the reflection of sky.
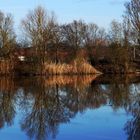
[0,0,128,32]
[0,105,132,140]
[0,110,28,140]
[57,107,132,140]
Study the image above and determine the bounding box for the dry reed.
[43,59,101,75]
[0,59,14,75]
[44,75,99,87]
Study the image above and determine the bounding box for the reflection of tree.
[63,83,107,113]
[0,76,139,140]
[108,83,130,110]
[94,75,132,110]
[0,78,16,129]
[92,76,140,140]
[124,84,140,140]
[87,83,107,109]
[20,81,76,140]
[19,76,136,140]
[19,76,104,140]
[125,113,140,140]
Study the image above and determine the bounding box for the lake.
[0,75,140,140]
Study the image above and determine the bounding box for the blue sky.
[0,0,129,31]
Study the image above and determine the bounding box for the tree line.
[0,0,139,74]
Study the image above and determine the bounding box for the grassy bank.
[1,58,139,76]
[14,59,101,75]
[0,59,14,75]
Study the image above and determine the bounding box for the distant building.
[18,56,25,61]
[14,47,35,62]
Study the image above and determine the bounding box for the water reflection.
[124,82,140,140]
[0,75,139,140]
[0,77,16,129]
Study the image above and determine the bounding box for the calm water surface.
[0,75,140,140]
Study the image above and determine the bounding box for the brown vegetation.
[0,59,14,75]
[0,76,16,92]
[45,75,98,87]
[43,59,101,75]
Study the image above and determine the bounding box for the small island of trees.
[0,0,139,75]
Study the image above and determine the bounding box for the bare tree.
[21,6,58,66]
[109,20,123,45]
[122,16,132,72]
[86,23,99,46]
[46,13,61,63]
[21,6,48,52]
[125,0,140,45]
[0,11,16,58]
[61,20,87,62]
[107,20,121,72]
[85,23,107,52]
[61,20,87,49]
